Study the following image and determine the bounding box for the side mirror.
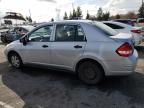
[20,36,27,46]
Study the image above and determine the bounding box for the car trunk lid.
[110,33,134,44]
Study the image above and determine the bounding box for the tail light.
[116,42,133,57]
[131,29,141,34]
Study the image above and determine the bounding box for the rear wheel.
[9,52,23,68]
[77,61,104,85]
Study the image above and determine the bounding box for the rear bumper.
[104,49,138,76]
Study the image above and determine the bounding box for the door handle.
[42,45,48,48]
[74,45,82,48]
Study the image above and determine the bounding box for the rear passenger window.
[55,24,86,42]
[76,26,85,41]
[104,23,124,29]
[55,25,75,42]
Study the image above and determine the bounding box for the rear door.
[50,24,86,70]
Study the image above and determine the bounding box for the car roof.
[38,20,93,26]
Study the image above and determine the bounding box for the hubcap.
[84,68,96,80]
[11,55,20,67]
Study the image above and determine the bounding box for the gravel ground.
[0,43,144,108]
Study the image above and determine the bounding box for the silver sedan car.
[4,20,138,84]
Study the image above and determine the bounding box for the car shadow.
[0,60,144,108]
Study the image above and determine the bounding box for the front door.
[21,25,54,65]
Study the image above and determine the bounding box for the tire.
[77,61,104,85]
[9,52,23,69]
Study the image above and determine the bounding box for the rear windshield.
[91,21,118,36]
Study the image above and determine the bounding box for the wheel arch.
[75,58,105,76]
[7,50,21,62]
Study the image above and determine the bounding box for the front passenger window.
[28,25,53,42]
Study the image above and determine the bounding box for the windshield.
[91,21,118,36]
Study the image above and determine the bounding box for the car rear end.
[104,21,143,46]
[105,33,138,75]
[131,27,143,45]
[137,18,144,27]
[113,19,135,26]
[88,21,138,76]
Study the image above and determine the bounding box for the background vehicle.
[4,20,138,84]
[1,25,34,43]
[136,18,144,27]
[103,21,143,46]
[113,19,135,26]
[0,27,10,43]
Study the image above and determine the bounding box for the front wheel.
[77,61,104,85]
[9,53,23,68]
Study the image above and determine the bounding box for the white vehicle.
[136,18,144,27]
[4,20,138,84]
[103,21,143,46]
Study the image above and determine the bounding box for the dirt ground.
[0,43,144,108]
